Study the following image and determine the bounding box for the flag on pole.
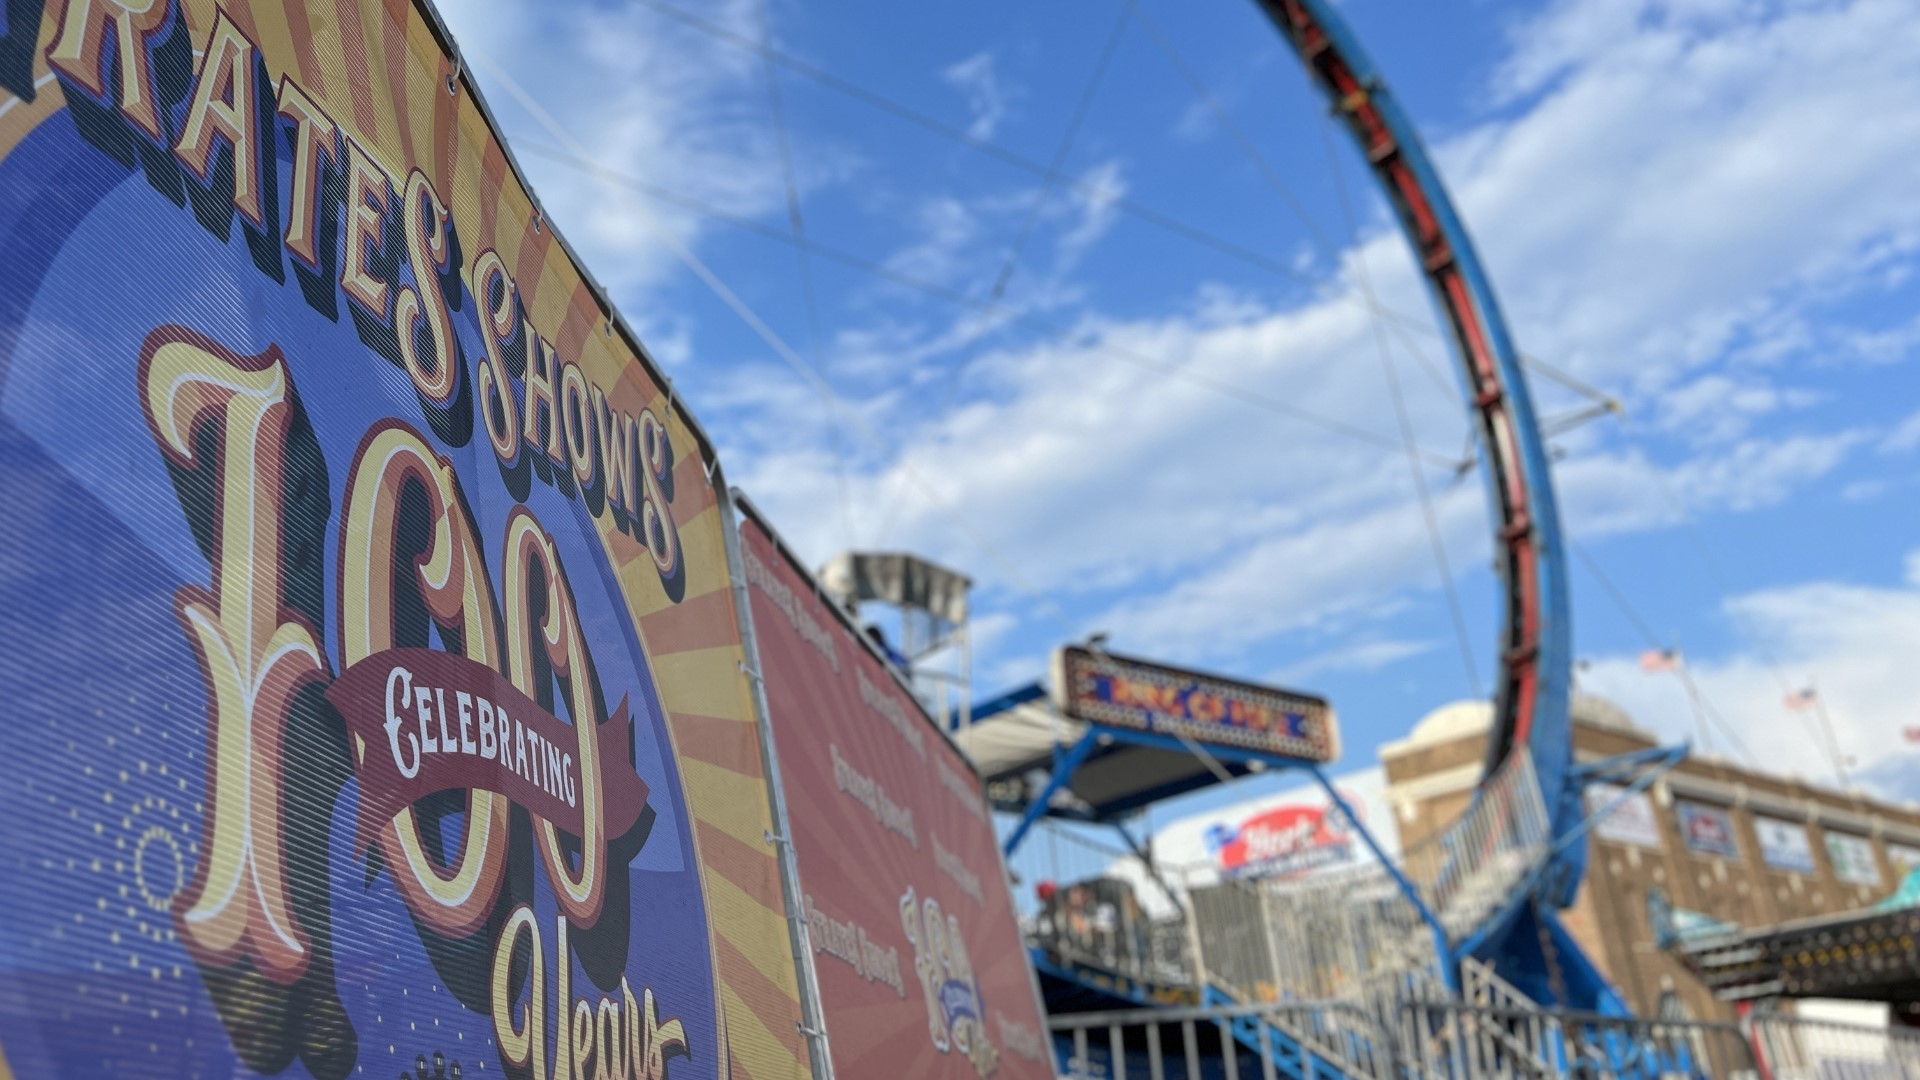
[1783,688,1818,711]
[1639,648,1681,672]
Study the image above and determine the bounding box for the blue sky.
[436,0,1920,807]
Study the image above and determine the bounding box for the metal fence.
[1747,1008,1920,1080]
[1004,748,1552,1009]
[1400,750,1552,941]
[1051,999,1395,1080]
[1399,1001,1755,1079]
[1009,821,1197,987]
[1005,817,1441,1003]
[1049,997,1920,1079]
[1047,998,1750,1079]
[1190,861,1439,1004]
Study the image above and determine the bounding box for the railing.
[1028,890,1920,1079]
[1007,756,1920,1080]
[1006,753,1552,1008]
[1460,957,1540,1015]
[1009,821,1196,989]
[1049,998,1761,1079]
[1179,750,1549,1004]
[1051,1000,1395,1080]
[1195,861,1438,1004]
[1747,1008,1920,1080]
[1400,750,1551,941]
[1399,1000,1753,1079]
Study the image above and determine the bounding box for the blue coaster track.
[1253,0,1592,1003]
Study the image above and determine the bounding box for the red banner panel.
[740,516,1053,1079]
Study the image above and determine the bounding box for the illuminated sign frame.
[1051,646,1338,762]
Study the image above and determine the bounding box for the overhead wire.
[467,44,1086,638]
[626,0,1600,408]
[752,0,858,552]
[1607,419,1848,784]
[514,138,1464,468]
[871,2,1131,544]
[1316,100,1483,700]
[693,0,1811,797]
[1128,0,1488,699]
[1123,0,1339,259]
[985,2,1132,301]
[1124,0,1479,433]
[515,1,1656,716]
[1567,539,1757,765]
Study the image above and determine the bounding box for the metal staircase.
[1011,751,1569,1076]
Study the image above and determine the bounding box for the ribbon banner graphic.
[329,648,650,848]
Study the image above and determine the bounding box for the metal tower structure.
[819,550,975,730]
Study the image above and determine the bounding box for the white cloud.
[1268,639,1439,687]
[1458,0,1920,399]
[882,195,985,291]
[942,51,1016,142]
[1053,159,1129,275]
[434,0,812,296]
[1653,373,1820,444]
[729,268,1865,673]
[489,0,1919,702]
[1843,312,1920,366]
[1578,551,1920,801]
[1883,408,1920,454]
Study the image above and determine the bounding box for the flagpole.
[1807,680,1851,791]
[1671,637,1714,756]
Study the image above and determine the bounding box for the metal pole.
[1003,731,1097,857]
[1808,680,1852,791]
[1182,866,1210,994]
[718,485,837,1080]
[1307,765,1456,992]
[960,618,973,731]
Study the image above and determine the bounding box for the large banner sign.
[0,3,811,1078]
[1584,784,1663,849]
[1052,646,1338,761]
[1208,800,1358,880]
[1755,816,1817,874]
[1825,832,1882,887]
[1677,802,1741,860]
[739,512,1052,1080]
[1149,766,1395,889]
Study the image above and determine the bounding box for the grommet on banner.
[736,659,763,685]
[531,209,543,235]
[445,50,461,96]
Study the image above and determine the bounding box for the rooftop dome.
[1406,699,1493,746]
[1570,692,1649,738]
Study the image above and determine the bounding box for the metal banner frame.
[719,488,1056,1080]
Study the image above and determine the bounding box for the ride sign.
[1052,646,1338,761]
[738,507,1052,1080]
[0,2,812,1077]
